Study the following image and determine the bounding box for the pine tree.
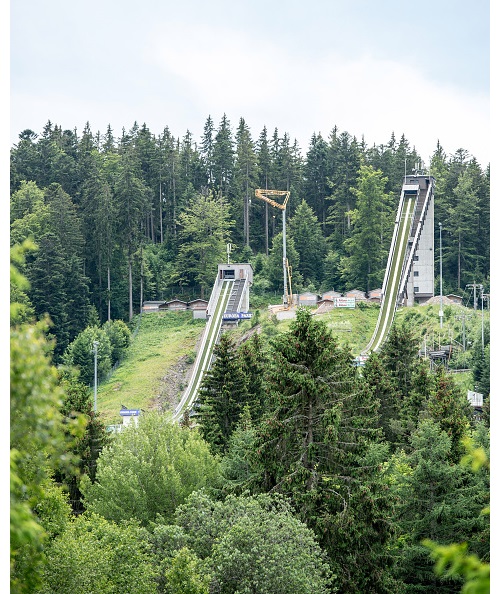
[289,199,327,287]
[213,114,235,197]
[325,130,362,246]
[255,126,272,254]
[391,419,489,592]
[113,148,150,320]
[234,117,257,248]
[200,115,215,190]
[341,165,391,293]
[303,133,329,230]
[174,192,234,298]
[426,369,472,462]
[196,333,250,455]
[253,308,392,593]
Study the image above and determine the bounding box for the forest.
[10,116,490,593]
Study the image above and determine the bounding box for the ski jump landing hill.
[362,174,436,354]
[172,175,435,420]
[172,263,253,422]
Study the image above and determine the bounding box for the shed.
[368,288,382,302]
[321,290,342,300]
[344,289,367,301]
[162,299,188,311]
[298,292,319,306]
[446,294,464,306]
[142,301,167,312]
[188,299,209,310]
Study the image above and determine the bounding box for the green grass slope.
[96,311,205,425]
[97,302,486,426]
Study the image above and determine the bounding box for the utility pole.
[455,314,472,351]
[466,282,483,311]
[481,291,489,353]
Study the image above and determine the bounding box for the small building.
[162,299,188,311]
[188,299,208,310]
[321,290,342,301]
[344,289,367,302]
[298,292,319,307]
[368,288,382,303]
[446,294,464,306]
[188,299,209,320]
[119,407,140,428]
[142,301,167,312]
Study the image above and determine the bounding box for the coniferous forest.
[11,117,490,593]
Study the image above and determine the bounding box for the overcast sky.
[10,0,490,168]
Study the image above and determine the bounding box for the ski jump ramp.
[172,263,253,422]
[362,175,435,355]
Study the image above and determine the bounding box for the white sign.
[334,297,356,308]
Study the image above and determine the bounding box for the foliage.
[390,420,489,592]
[81,411,220,525]
[422,433,490,593]
[341,165,391,292]
[10,246,85,594]
[162,547,210,594]
[289,199,327,285]
[174,490,333,594]
[174,192,234,298]
[38,513,156,594]
[102,318,131,364]
[196,333,251,454]
[253,308,394,592]
[62,325,113,386]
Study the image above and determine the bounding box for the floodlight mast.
[254,189,292,306]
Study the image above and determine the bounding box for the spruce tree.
[196,333,250,455]
[254,308,392,592]
[289,199,327,287]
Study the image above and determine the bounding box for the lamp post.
[93,341,99,413]
[439,222,443,328]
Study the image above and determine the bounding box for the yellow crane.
[254,189,293,308]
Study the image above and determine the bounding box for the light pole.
[93,341,99,413]
[439,222,443,328]
[481,287,484,353]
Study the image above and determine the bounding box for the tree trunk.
[140,246,144,311]
[159,182,163,244]
[128,254,133,322]
[107,265,111,322]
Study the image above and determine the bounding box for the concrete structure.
[403,175,435,305]
[216,263,253,315]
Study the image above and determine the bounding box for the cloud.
[147,23,489,165]
[11,19,489,169]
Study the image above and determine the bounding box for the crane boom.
[254,189,293,307]
[254,188,290,210]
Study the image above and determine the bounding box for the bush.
[102,319,131,365]
[63,326,113,385]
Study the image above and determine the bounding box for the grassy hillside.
[96,301,486,426]
[97,311,205,425]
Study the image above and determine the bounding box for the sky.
[9,0,491,168]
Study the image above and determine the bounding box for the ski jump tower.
[363,174,435,354]
[172,262,253,422]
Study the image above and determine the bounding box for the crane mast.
[254,189,293,307]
